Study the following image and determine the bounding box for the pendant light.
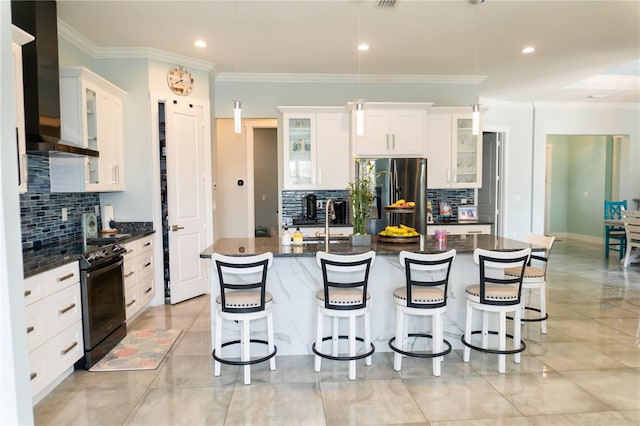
[471,0,481,136]
[233,0,242,134]
[355,1,366,137]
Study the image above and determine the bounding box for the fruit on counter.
[378,224,419,237]
[387,199,415,208]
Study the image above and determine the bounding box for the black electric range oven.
[76,239,127,369]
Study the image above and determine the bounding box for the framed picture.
[458,206,478,221]
[439,201,452,217]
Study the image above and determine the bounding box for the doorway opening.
[252,128,278,237]
[544,134,626,243]
[478,130,506,237]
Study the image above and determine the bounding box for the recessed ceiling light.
[194,40,207,48]
[357,43,370,52]
[521,46,535,54]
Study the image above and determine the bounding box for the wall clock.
[167,65,194,96]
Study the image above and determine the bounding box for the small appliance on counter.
[332,200,347,224]
[293,194,318,225]
[101,204,117,233]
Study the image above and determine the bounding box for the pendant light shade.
[472,103,480,136]
[355,100,365,137]
[233,100,242,134]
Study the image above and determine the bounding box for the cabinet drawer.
[48,284,82,336]
[123,260,136,289]
[25,298,49,352]
[135,252,154,279]
[28,343,51,398]
[138,275,154,307]
[24,273,47,306]
[137,236,154,254]
[46,262,80,295]
[49,321,84,378]
[124,285,138,320]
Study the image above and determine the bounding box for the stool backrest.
[473,248,531,306]
[622,211,640,253]
[399,249,456,308]
[212,252,273,313]
[522,233,555,276]
[316,251,376,310]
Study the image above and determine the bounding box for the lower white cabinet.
[123,235,155,322]
[23,262,83,401]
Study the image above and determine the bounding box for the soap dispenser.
[281,225,292,246]
[293,226,304,246]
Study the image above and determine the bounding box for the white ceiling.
[57,0,640,104]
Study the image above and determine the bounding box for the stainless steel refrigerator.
[357,157,427,235]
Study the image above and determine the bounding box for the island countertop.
[200,234,537,259]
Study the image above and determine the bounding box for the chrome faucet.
[325,199,335,247]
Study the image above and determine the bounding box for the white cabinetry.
[122,235,155,322]
[23,262,83,402]
[280,107,350,190]
[50,67,126,192]
[352,104,430,157]
[12,26,34,194]
[426,108,482,189]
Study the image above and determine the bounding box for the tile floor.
[33,239,640,425]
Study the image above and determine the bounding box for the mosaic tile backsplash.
[282,188,475,227]
[20,155,101,249]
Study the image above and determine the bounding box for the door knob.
[171,225,184,232]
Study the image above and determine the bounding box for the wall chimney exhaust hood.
[11,0,99,157]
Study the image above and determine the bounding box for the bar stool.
[462,248,530,374]
[211,252,276,385]
[313,251,376,380]
[505,233,555,333]
[388,249,456,376]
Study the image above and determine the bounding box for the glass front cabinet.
[452,115,481,188]
[283,114,316,188]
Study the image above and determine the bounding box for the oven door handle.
[84,256,123,276]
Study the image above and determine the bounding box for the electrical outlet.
[461,198,467,205]
[316,200,323,210]
[61,208,68,221]
[94,205,100,215]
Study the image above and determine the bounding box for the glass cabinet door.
[285,116,315,187]
[453,116,479,186]
[85,87,100,185]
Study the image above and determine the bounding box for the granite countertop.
[23,230,155,278]
[429,220,494,226]
[200,234,536,259]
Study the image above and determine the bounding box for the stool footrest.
[312,335,375,361]
[461,330,526,355]
[212,339,277,366]
[388,333,452,358]
[507,306,549,323]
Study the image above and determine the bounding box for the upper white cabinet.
[12,26,34,194]
[352,103,430,157]
[50,67,126,192]
[426,108,482,189]
[280,107,350,190]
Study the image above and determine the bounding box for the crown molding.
[57,19,215,72]
[533,101,640,110]
[215,73,486,85]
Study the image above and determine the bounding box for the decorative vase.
[351,234,371,247]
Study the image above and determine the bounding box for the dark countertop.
[23,230,155,278]
[429,220,494,226]
[200,234,536,259]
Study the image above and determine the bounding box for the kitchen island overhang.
[201,235,542,355]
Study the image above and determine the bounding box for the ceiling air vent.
[377,0,397,8]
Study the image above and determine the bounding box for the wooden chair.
[622,210,640,268]
[604,200,627,260]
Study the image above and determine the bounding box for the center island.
[200,234,540,355]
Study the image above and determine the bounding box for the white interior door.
[166,100,207,304]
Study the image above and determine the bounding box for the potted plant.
[347,158,379,246]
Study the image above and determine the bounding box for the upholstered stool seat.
[462,248,530,374]
[504,233,555,333]
[211,252,276,385]
[388,250,456,377]
[313,251,376,380]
